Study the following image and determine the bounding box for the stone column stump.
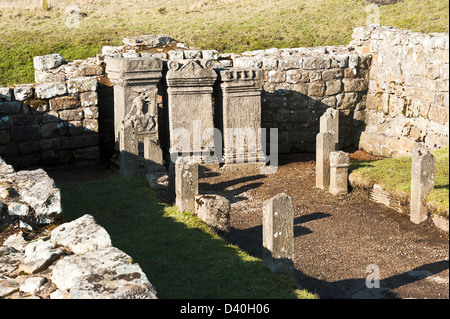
[410,148,435,224]
[175,158,199,213]
[262,193,294,276]
[329,151,350,196]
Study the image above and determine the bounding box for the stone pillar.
[194,194,231,240]
[316,132,334,190]
[410,148,435,224]
[329,151,350,196]
[175,158,199,213]
[218,68,264,165]
[106,57,163,176]
[320,108,339,150]
[263,193,294,276]
[166,60,217,164]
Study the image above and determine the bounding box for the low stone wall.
[351,25,449,157]
[106,36,372,154]
[0,157,157,299]
[0,55,106,169]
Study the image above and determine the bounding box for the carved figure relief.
[122,91,157,133]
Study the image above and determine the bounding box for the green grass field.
[349,147,449,218]
[59,175,317,299]
[0,0,448,86]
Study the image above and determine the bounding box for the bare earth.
[9,153,448,300]
[198,153,449,299]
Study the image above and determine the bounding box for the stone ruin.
[0,157,157,299]
[0,25,449,297]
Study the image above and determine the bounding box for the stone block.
[59,109,84,121]
[316,132,334,190]
[175,158,199,213]
[320,108,339,148]
[0,101,22,114]
[195,194,231,240]
[329,151,350,196]
[325,80,343,95]
[262,193,294,276]
[35,82,67,99]
[67,77,98,94]
[80,92,98,107]
[0,87,13,101]
[202,50,219,60]
[11,125,40,143]
[49,95,81,111]
[33,54,65,71]
[308,82,325,96]
[13,85,34,101]
[410,148,435,224]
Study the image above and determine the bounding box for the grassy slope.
[349,147,449,218]
[0,0,448,86]
[59,175,317,299]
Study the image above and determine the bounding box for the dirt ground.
[4,152,448,299]
[197,153,449,299]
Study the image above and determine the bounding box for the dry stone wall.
[352,25,449,157]
[0,54,106,169]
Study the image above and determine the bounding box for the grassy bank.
[349,147,449,218]
[59,175,317,299]
[0,0,448,86]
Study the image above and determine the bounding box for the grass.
[349,147,449,218]
[0,0,448,86]
[58,175,317,299]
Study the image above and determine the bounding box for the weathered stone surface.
[410,148,435,224]
[329,151,350,196]
[13,85,34,101]
[166,60,217,161]
[19,239,64,274]
[20,277,46,295]
[320,108,339,148]
[316,132,334,190]
[195,194,231,239]
[35,82,67,99]
[33,54,65,71]
[0,87,13,101]
[50,214,112,254]
[49,95,81,111]
[1,215,158,299]
[175,158,199,213]
[1,164,62,227]
[67,77,98,94]
[262,193,294,276]
[51,247,157,299]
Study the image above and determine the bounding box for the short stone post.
[263,193,294,276]
[410,148,435,224]
[320,108,339,150]
[316,132,334,190]
[329,151,350,196]
[195,194,231,240]
[175,158,199,213]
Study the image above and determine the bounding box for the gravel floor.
[198,153,449,299]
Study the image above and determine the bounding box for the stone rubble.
[0,214,157,299]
